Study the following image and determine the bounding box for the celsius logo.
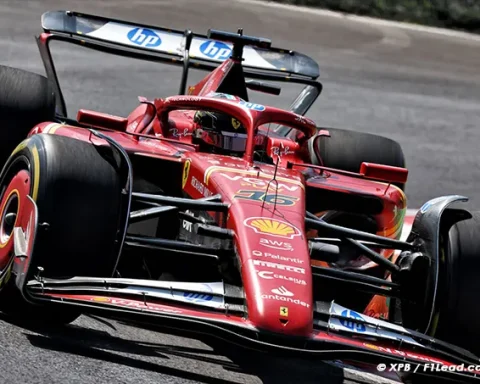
[257,271,307,285]
[127,28,162,48]
[200,41,232,60]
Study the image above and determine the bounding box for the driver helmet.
[193,93,247,153]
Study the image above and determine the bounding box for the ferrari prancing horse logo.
[182,160,191,189]
[231,118,241,130]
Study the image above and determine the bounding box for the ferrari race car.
[1,10,480,383]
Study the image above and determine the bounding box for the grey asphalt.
[0,0,479,383]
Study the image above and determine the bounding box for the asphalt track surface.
[0,1,479,383]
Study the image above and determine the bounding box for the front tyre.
[398,211,480,384]
[430,211,480,356]
[0,134,123,325]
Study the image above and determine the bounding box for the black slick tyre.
[0,134,123,324]
[432,211,480,356]
[309,127,406,189]
[0,65,56,167]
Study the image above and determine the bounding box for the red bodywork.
[4,18,473,383]
[7,23,471,383]
[29,57,408,338]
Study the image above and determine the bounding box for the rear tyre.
[0,65,56,167]
[0,134,123,324]
[309,127,406,189]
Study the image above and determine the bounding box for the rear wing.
[38,11,322,118]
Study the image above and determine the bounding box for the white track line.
[236,0,480,42]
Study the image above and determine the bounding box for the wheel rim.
[0,191,19,244]
[0,169,31,269]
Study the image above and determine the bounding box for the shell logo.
[244,217,301,239]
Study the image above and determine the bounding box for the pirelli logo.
[252,259,305,274]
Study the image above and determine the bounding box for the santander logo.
[271,286,294,297]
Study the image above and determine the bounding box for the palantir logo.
[199,41,232,60]
[127,28,162,48]
[340,309,366,332]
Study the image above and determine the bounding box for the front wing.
[23,275,480,383]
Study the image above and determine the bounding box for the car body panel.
[30,118,409,334]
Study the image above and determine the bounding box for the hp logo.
[340,309,366,332]
[127,28,162,48]
[199,41,232,60]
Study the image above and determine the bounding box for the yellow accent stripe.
[204,166,304,189]
[44,123,63,134]
[10,140,29,157]
[49,124,62,134]
[429,312,440,337]
[31,145,40,201]
[42,123,57,133]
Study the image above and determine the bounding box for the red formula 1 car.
[1,11,480,383]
